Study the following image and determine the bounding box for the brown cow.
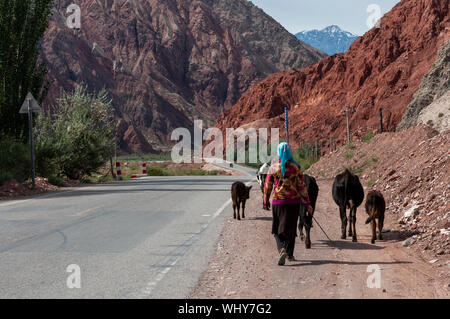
[365,190,386,244]
[231,182,252,220]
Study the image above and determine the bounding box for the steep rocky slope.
[41,0,325,152]
[216,0,450,149]
[398,39,450,132]
[308,125,449,263]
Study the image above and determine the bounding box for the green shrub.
[47,175,66,187]
[293,142,319,171]
[0,171,13,185]
[371,156,379,163]
[35,87,116,180]
[362,132,374,142]
[344,151,354,160]
[0,135,30,184]
[147,167,173,176]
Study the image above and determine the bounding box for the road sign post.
[19,92,42,189]
[285,107,289,145]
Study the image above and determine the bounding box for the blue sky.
[250,0,401,36]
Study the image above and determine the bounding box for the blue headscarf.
[278,142,299,178]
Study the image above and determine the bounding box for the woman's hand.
[263,201,271,211]
[307,205,314,216]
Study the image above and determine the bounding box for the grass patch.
[346,141,355,150]
[367,178,376,187]
[371,156,378,163]
[344,151,354,160]
[350,167,365,174]
[362,132,374,143]
[147,166,219,176]
[117,153,172,162]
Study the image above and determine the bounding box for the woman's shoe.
[287,256,296,262]
[278,248,287,266]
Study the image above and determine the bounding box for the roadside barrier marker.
[142,162,147,175]
[116,162,122,181]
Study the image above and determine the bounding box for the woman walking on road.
[263,142,313,265]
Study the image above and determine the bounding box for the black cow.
[365,190,386,244]
[298,174,319,249]
[231,182,252,220]
[332,169,364,242]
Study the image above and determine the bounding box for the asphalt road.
[0,172,254,298]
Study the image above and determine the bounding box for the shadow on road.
[45,188,232,199]
[288,259,412,267]
[249,217,272,221]
[319,239,386,251]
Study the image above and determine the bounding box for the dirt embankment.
[307,125,449,264]
[0,178,63,199]
[192,180,449,299]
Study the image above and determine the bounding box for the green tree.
[0,0,52,139]
[35,86,117,180]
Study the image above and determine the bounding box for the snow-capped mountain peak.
[296,25,359,55]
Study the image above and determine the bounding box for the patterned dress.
[264,161,311,207]
[264,160,311,239]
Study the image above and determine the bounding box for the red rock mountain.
[216,0,450,149]
[40,0,325,153]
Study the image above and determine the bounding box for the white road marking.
[133,180,255,298]
[74,206,102,217]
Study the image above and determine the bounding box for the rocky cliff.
[41,0,325,152]
[216,0,450,149]
[397,40,450,133]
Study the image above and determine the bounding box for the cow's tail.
[344,176,349,209]
[365,209,375,224]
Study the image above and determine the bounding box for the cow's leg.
[378,216,384,240]
[340,205,347,239]
[351,207,357,242]
[242,200,246,219]
[233,200,237,219]
[371,219,376,244]
[298,208,305,242]
[237,200,241,220]
[305,214,312,249]
[348,213,353,237]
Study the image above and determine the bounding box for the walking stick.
[312,215,333,242]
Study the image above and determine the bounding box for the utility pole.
[379,108,384,133]
[343,105,356,144]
